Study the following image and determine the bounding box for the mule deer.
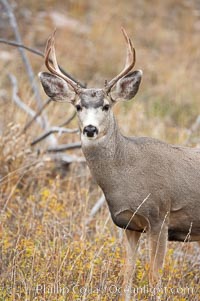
[39,29,200,298]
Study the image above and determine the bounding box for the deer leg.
[148,221,168,285]
[122,230,141,301]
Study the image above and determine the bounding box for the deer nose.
[83,125,98,138]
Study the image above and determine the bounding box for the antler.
[44,29,135,94]
[104,28,136,94]
[44,30,81,93]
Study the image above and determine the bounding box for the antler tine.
[45,31,59,73]
[44,31,81,93]
[105,28,136,93]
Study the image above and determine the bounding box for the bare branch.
[46,142,81,153]
[8,74,43,127]
[0,38,86,88]
[31,127,79,146]
[1,0,43,110]
[23,98,51,132]
[86,194,106,225]
[43,153,85,164]
[1,0,59,145]
[90,194,106,217]
[1,1,84,162]
[0,38,44,56]
[9,73,57,146]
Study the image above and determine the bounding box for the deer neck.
[81,114,124,169]
[81,114,138,215]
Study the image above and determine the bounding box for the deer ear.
[111,70,142,102]
[38,72,76,102]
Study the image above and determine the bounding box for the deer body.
[39,29,200,300]
[82,114,200,242]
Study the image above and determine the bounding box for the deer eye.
[75,104,82,112]
[102,104,110,112]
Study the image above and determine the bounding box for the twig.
[30,109,77,147]
[23,98,51,132]
[44,153,85,164]
[9,73,57,146]
[0,38,86,88]
[0,38,44,56]
[31,127,79,146]
[8,74,43,127]
[46,142,81,153]
[86,194,106,225]
[89,194,106,218]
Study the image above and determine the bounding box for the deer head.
[39,29,142,141]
